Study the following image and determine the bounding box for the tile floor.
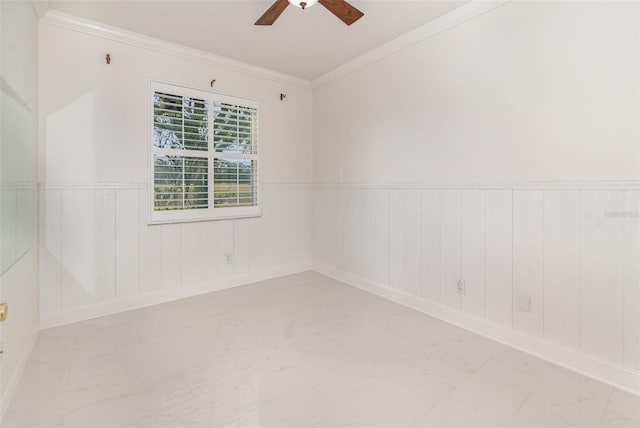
[4,271,639,427]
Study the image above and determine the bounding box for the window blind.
[153,155,208,210]
[154,92,208,151]
[213,101,258,209]
[150,82,260,223]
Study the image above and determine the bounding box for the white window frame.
[149,81,261,224]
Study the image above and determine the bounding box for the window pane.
[154,155,208,211]
[154,92,208,151]
[213,158,257,208]
[213,102,257,154]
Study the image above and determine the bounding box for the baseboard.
[313,262,640,396]
[41,262,312,329]
[0,327,38,420]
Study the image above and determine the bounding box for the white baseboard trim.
[41,262,312,329]
[313,262,640,396]
[0,327,38,420]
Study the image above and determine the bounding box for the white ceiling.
[48,0,467,80]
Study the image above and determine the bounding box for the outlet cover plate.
[518,296,531,313]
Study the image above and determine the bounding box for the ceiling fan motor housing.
[288,0,318,9]
[256,0,364,26]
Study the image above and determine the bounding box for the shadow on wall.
[1,78,36,275]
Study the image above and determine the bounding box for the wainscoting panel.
[39,187,62,315]
[580,191,624,364]
[40,183,312,327]
[484,190,512,328]
[137,188,162,294]
[358,189,377,283]
[312,183,640,393]
[543,190,580,350]
[372,189,390,287]
[390,189,423,296]
[440,189,462,310]
[461,190,485,318]
[512,190,544,338]
[115,189,139,298]
[420,190,441,301]
[344,188,367,280]
[623,190,639,370]
[389,189,405,294]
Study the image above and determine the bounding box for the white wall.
[0,0,40,416]
[32,0,640,396]
[38,21,313,327]
[314,185,640,391]
[312,1,640,393]
[313,1,639,185]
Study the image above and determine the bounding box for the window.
[150,82,259,223]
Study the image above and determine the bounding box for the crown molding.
[31,0,50,20]
[312,0,510,89]
[40,10,312,90]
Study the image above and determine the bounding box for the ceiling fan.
[255,0,364,26]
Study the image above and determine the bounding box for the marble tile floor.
[4,271,639,427]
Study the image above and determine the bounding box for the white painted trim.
[37,181,640,191]
[313,180,640,190]
[257,182,313,189]
[313,262,640,396]
[41,183,147,190]
[0,328,38,421]
[0,183,37,190]
[40,262,312,329]
[40,182,312,190]
[312,0,510,88]
[148,80,262,225]
[30,0,50,20]
[39,10,312,90]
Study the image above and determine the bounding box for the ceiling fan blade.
[318,0,363,25]
[255,0,290,25]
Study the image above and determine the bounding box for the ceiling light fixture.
[288,0,318,9]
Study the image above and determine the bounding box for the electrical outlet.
[518,296,531,313]
[456,280,466,295]
[224,254,233,264]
